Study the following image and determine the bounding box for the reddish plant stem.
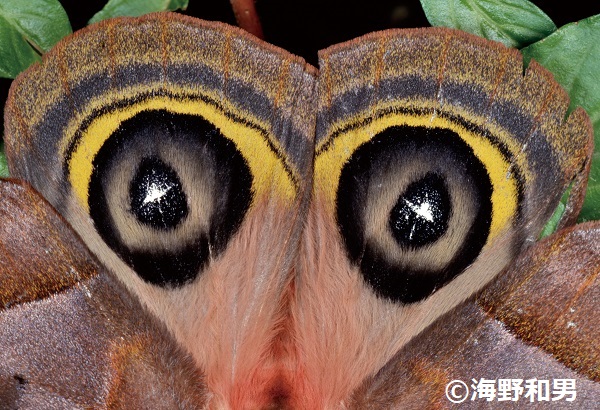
[229,0,264,39]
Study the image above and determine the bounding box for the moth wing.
[0,180,207,408]
[348,221,600,408]
[4,13,317,407]
[295,27,592,407]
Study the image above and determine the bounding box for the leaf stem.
[229,0,264,39]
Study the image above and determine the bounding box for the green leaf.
[0,15,40,78]
[0,141,8,178]
[419,0,556,48]
[539,182,575,238]
[539,201,565,238]
[522,15,600,222]
[0,0,71,78]
[89,0,189,25]
[583,150,600,221]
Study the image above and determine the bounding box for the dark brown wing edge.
[0,179,208,409]
[349,221,600,409]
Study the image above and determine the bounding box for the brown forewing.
[0,180,208,408]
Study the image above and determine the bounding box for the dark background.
[59,0,600,65]
[56,0,600,65]
[2,0,599,129]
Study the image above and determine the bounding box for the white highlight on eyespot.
[143,181,173,205]
[403,197,434,222]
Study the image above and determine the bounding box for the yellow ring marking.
[315,108,524,243]
[66,91,297,211]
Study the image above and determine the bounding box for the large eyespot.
[61,87,299,288]
[315,107,524,304]
[86,109,252,287]
[336,125,493,303]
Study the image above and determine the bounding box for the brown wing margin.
[0,180,207,408]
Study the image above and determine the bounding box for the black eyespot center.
[129,156,188,230]
[389,172,451,248]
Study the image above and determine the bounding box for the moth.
[1,12,599,409]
